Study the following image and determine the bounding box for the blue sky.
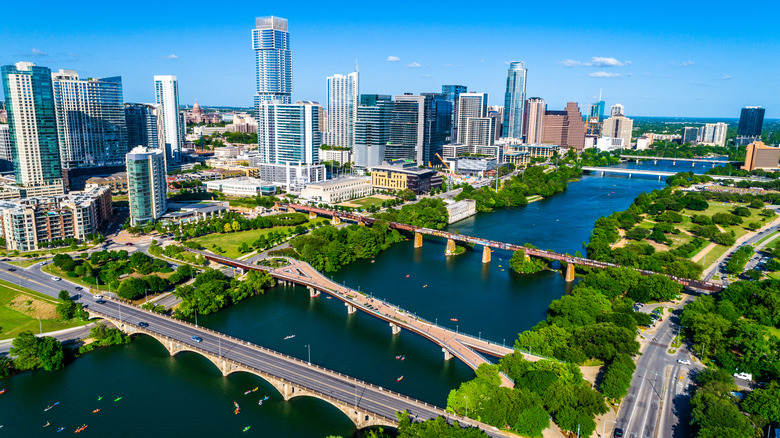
[2,0,778,117]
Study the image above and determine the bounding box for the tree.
[509,249,548,274]
[742,381,780,423]
[37,336,65,371]
[9,331,41,370]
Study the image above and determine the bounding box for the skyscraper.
[682,127,700,144]
[52,70,128,170]
[256,101,322,164]
[0,124,12,172]
[442,85,466,140]
[602,104,634,147]
[502,61,527,139]
[543,102,586,151]
[354,94,393,168]
[388,94,425,161]
[420,93,452,166]
[126,146,167,225]
[253,16,292,104]
[699,122,728,146]
[457,93,488,144]
[1,62,64,195]
[463,118,495,147]
[524,97,546,144]
[154,75,184,164]
[736,106,765,146]
[124,103,164,151]
[325,70,359,148]
[589,100,605,122]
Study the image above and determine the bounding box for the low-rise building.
[300,177,372,204]
[319,146,352,165]
[445,199,476,224]
[503,150,531,167]
[203,176,277,197]
[85,172,128,194]
[160,201,229,224]
[0,186,112,251]
[507,144,560,159]
[369,163,442,194]
[595,136,625,151]
[742,141,780,171]
[453,156,498,177]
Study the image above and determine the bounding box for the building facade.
[387,94,424,161]
[353,94,393,168]
[420,93,452,167]
[1,62,64,195]
[325,71,358,148]
[442,85,467,140]
[463,117,495,146]
[699,122,728,146]
[524,97,546,144]
[502,61,527,139]
[742,141,780,171]
[601,104,633,148]
[456,92,488,144]
[542,102,585,151]
[682,127,700,144]
[256,100,322,165]
[299,177,371,204]
[203,176,277,197]
[124,103,164,152]
[0,124,12,172]
[126,146,167,225]
[253,16,292,105]
[154,75,184,164]
[369,163,441,194]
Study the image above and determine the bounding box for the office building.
[489,107,503,143]
[420,93,452,167]
[126,146,167,225]
[1,62,64,195]
[502,61,527,139]
[0,186,112,251]
[601,104,633,147]
[354,94,393,168]
[300,177,372,204]
[699,122,728,146]
[457,93,488,144]
[154,75,184,163]
[369,162,442,194]
[251,162,325,193]
[524,97,546,144]
[325,70,359,148]
[442,85,466,140]
[253,16,292,104]
[125,103,164,150]
[736,106,765,146]
[256,100,322,165]
[682,127,700,144]
[52,70,127,172]
[0,125,11,172]
[542,102,586,151]
[589,100,606,122]
[742,141,780,171]
[387,94,424,161]
[203,176,277,197]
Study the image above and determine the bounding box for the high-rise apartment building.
[463,117,495,147]
[388,94,425,161]
[524,97,546,144]
[325,70,359,148]
[52,70,128,170]
[154,75,184,164]
[542,102,586,151]
[126,146,167,225]
[1,62,64,195]
[682,127,700,144]
[253,16,292,104]
[699,122,728,146]
[420,93,452,167]
[442,85,467,140]
[489,108,503,143]
[124,103,164,151]
[0,124,12,172]
[502,61,527,139]
[257,101,322,165]
[736,106,765,146]
[601,104,633,147]
[457,93,488,144]
[354,94,393,168]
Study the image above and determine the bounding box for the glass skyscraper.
[502,61,527,139]
[1,62,64,195]
[325,70,358,148]
[154,75,184,164]
[126,146,167,225]
[124,103,163,151]
[442,85,466,140]
[388,95,425,161]
[420,93,452,167]
[354,94,393,168]
[52,70,128,169]
[253,16,292,105]
[256,101,322,165]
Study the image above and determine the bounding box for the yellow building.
[369,164,441,194]
[742,141,780,171]
[504,151,531,167]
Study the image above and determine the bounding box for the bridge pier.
[445,239,456,255]
[482,246,491,264]
[358,220,366,226]
[332,215,341,225]
[413,232,423,248]
[654,159,657,165]
[389,322,401,335]
[712,163,716,168]
[308,286,320,298]
[564,263,575,282]
[309,212,317,220]
[628,173,632,179]
[346,303,356,314]
[672,160,676,166]
[691,162,695,167]
[442,347,452,361]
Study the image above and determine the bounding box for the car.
[74,286,83,291]
[678,359,691,365]
[191,335,203,343]
[95,299,105,304]
[733,372,753,381]
[7,268,15,272]
[93,294,103,299]
[51,276,61,281]
[138,322,149,328]
[125,242,134,246]
[613,428,624,438]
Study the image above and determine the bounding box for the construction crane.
[435,153,453,172]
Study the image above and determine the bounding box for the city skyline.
[1,2,778,118]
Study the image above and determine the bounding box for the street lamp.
[305,344,311,365]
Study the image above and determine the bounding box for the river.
[1,172,677,437]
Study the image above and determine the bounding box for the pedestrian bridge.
[619,154,740,165]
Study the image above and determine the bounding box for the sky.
[2,0,778,118]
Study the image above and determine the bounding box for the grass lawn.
[0,280,88,340]
[7,257,52,268]
[340,196,387,209]
[226,196,259,209]
[191,224,311,258]
[41,265,110,292]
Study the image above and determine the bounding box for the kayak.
[93,409,100,414]
[43,421,51,428]
[97,396,102,401]
[397,376,404,382]
[0,389,6,394]
[243,426,251,432]
[114,397,122,402]
[450,318,458,322]
[44,402,60,411]
[244,387,259,395]
[57,427,65,433]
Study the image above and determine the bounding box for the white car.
[93,295,103,300]
[677,359,691,365]
[733,372,753,381]
[51,276,61,281]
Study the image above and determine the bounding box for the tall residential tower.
[126,146,167,225]
[325,70,359,148]
[502,61,527,140]
[253,16,292,104]
[154,75,184,164]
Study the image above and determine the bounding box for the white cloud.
[31,48,48,57]
[589,71,621,78]
[722,75,733,80]
[159,54,179,59]
[407,62,422,68]
[386,56,400,62]
[560,59,582,67]
[680,60,695,67]
[591,57,625,67]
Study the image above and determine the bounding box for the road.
[615,299,702,438]
[703,214,780,283]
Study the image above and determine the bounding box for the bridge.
[619,154,740,166]
[196,251,527,388]
[281,203,724,293]
[582,166,758,182]
[85,298,509,436]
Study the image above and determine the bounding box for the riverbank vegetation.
[372,198,449,230]
[508,248,548,274]
[8,331,65,372]
[173,269,275,318]
[289,222,405,272]
[77,323,130,354]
